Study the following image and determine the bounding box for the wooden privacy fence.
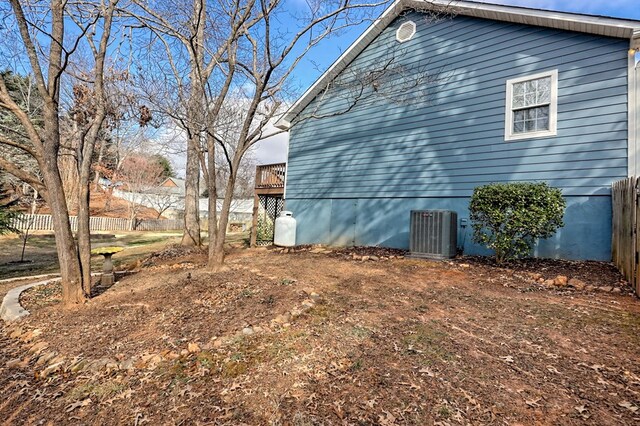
[9,214,183,232]
[611,177,640,297]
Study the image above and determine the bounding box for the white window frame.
[505,70,558,141]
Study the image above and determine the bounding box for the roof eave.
[276,0,640,130]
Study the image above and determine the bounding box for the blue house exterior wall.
[285,12,630,261]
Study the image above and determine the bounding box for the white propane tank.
[274,211,296,247]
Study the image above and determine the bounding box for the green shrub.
[469,182,565,263]
[256,217,274,242]
[0,206,18,235]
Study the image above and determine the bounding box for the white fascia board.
[429,0,640,38]
[277,0,640,130]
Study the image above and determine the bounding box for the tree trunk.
[77,158,93,296]
[93,140,105,190]
[181,133,201,246]
[206,133,219,269]
[181,1,205,247]
[41,153,85,304]
[208,171,236,270]
[59,152,79,213]
[31,189,38,214]
[60,119,80,212]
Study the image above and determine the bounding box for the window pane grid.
[510,75,552,135]
[513,106,549,134]
[512,76,551,109]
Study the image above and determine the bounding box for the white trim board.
[504,69,558,142]
[631,54,639,176]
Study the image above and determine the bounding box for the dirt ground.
[1,246,640,425]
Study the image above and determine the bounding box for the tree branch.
[0,156,46,197]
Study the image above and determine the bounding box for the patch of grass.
[437,405,452,418]
[350,358,364,371]
[124,236,166,246]
[308,303,333,325]
[402,321,453,365]
[167,359,190,386]
[350,325,373,339]
[67,380,125,402]
[225,231,250,246]
[221,357,249,378]
[239,289,253,298]
[261,331,308,363]
[197,351,218,370]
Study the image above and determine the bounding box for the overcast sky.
[227,0,640,167]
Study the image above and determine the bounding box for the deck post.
[250,193,260,247]
[252,163,286,246]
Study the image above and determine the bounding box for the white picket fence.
[9,214,183,232]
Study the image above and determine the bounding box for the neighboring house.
[277,0,640,260]
[114,177,253,223]
[159,177,188,195]
[158,177,211,197]
[198,198,255,223]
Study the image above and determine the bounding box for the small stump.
[91,247,124,287]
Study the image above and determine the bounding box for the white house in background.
[197,198,255,224]
[112,177,253,223]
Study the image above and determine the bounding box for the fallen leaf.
[332,400,344,419]
[546,366,561,374]
[619,401,639,413]
[378,410,396,426]
[526,397,542,408]
[418,367,435,377]
[398,382,421,390]
[66,398,92,413]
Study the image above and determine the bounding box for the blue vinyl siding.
[287,13,629,199]
[285,12,630,260]
[286,196,613,261]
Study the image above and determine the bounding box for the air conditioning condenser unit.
[409,210,457,259]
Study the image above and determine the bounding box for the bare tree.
[125,0,227,248]
[200,0,407,270]
[144,190,180,219]
[0,71,43,198]
[118,154,165,228]
[127,0,394,269]
[0,0,120,303]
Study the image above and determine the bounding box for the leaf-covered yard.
[1,246,639,425]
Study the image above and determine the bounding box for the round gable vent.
[396,20,416,43]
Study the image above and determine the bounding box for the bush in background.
[469,182,565,263]
[256,217,274,242]
[0,205,18,235]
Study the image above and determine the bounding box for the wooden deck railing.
[255,163,286,189]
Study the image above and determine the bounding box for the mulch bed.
[453,255,631,294]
